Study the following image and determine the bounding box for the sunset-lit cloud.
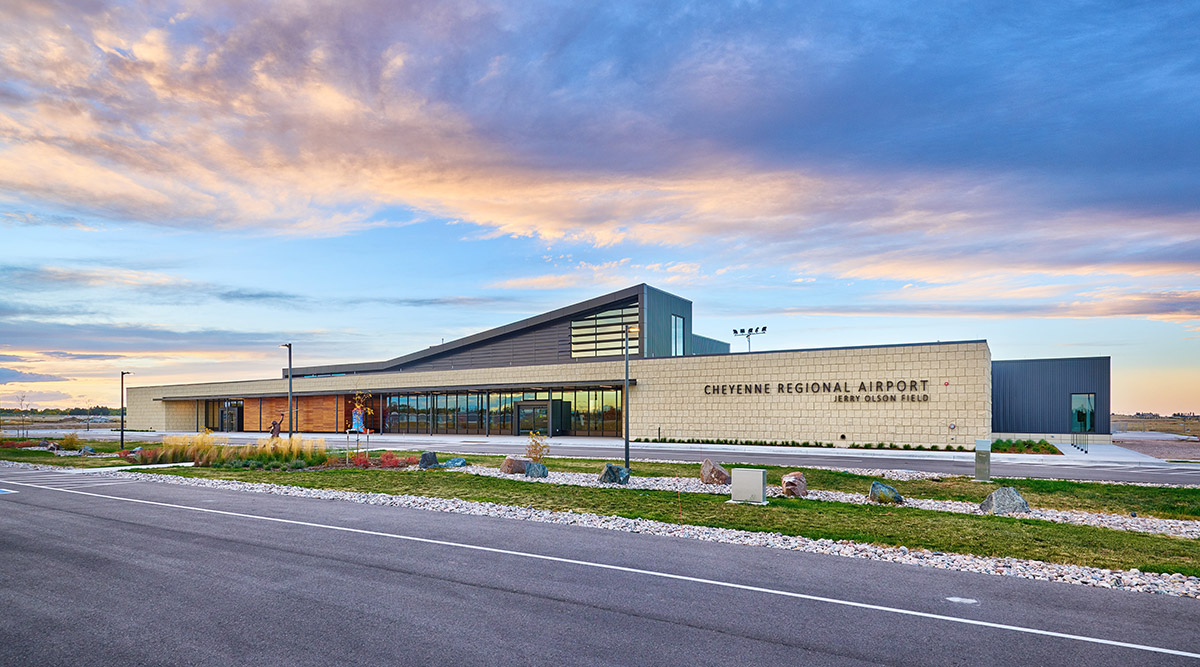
[2,1,1197,411]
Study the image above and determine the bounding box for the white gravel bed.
[2,461,1185,599]
[457,465,1200,540]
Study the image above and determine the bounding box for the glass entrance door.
[516,403,548,435]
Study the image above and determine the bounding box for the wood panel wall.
[240,395,348,433]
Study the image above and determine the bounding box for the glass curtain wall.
[381,388,622,436]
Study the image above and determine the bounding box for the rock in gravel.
[418,451,439,469]
[79,445,95,455]
[524,462,549,478]
[443,457,467,468]
[782,471,808,498]
[869,481,903,504]
[500,456,529,474]
[45,443,59,451]
[700,458,731,484]
[599,463,630,485]
[980,487,1031,515]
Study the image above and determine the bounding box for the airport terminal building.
[127,284,1111,449]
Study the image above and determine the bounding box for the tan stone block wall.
[126,341,992,447]
[628,341,992,448]
[126,386,166,432]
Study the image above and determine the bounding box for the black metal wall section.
[403,319,576,371]
[992,357,1111,434]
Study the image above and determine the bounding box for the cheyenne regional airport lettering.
[702,380,931,403]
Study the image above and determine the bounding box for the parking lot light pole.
[281,343,293,438]
[624,324,639,470]
[120,371,132,450]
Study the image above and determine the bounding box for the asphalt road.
[1,468,1197,665]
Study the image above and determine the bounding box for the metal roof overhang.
[155,378,637,401]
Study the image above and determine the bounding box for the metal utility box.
[974,439,991,482]
[730,468,767,504]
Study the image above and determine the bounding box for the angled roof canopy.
[287,284,646,378]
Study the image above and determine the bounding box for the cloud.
[0,354,24,362]
[0,320,292,353]
[0,2,1194,262]
[768,289,1200,325]
[347,296,516,308]
[43,351,125,360]
[0,368,70,383]
[0,0,1197,343]
[1,265,308,307]
[491,259,710,290]
[0,390,73,404]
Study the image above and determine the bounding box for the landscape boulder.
[980,487,1031,515]
[442,457,467,468]
[131,446,143,452]
[500,456,529,474]
[524,462,549,478]
[598,463,630,485]
[781,471,808,498]
[45,443,59,451]
[869,481,903,504]
[79,445,96,455]
[418,451,439,469]
[700,458,731,484]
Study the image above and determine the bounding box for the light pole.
[624,323,639,471]
[120,371,132,450]
[733,326,766,352]
[281,343,293,438]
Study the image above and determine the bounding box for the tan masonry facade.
[127,340,992,448]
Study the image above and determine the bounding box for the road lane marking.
[5,478,1199,660]
[0,489,16,494]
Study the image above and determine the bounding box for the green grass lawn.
[145,465,1200,576]
[0,437,151,467]
[337,450,1200,520]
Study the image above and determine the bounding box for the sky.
[1,0,1198,415]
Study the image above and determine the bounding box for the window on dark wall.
[671,314,685,356]
[1071,393,1096,433]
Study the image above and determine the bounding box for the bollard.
[974,438,991,482]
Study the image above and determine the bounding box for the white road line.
[5,478,1199,660]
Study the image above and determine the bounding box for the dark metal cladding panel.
[992,357,1111,434]
[691,334,730,355]
[403,319,575,371]
[642,285,692,358]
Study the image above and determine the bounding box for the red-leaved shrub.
[351,452,370,468]
[379,451,399,468]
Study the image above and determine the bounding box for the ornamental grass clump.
[177,434,328,469]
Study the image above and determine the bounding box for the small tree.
[525,431,549,463]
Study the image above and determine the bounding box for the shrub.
[289,459,306,470]
[60,433,81,450]
[525,431,549,463]
[956,445,965,451]
[379,451,400,468]
[903,444,911,450]
[350,452,370,468]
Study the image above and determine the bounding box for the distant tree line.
[0,406,123,416]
